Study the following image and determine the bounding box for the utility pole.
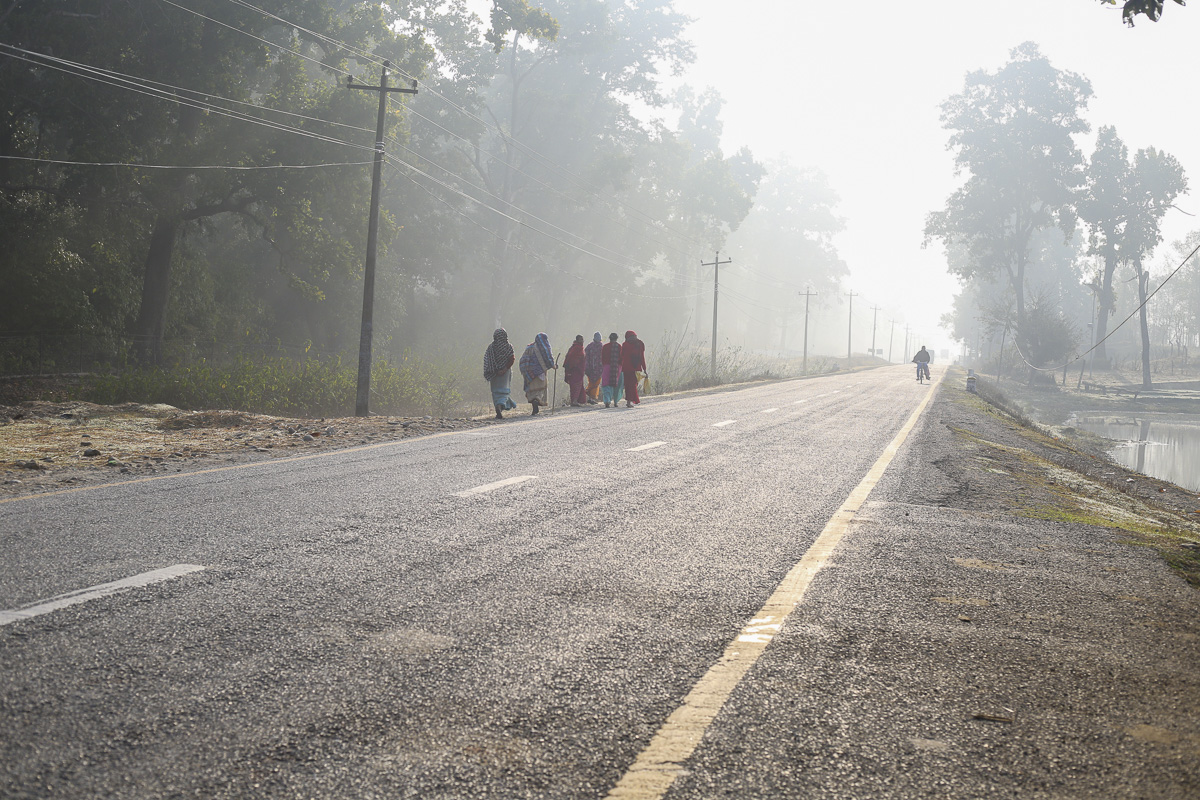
[845,290,858,360]
[799,288,817,374]
[702,251,732,380]
[1086,277,1100,379]
[887,318,896,363]
[904,324,911,362]
[347,61,417,417]
[870,305,880,361]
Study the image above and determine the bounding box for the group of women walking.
[483,329,648,419]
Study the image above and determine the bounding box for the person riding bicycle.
[912,345,931,381]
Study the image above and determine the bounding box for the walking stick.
[550,353,560,413]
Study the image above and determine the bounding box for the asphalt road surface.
[2,365,1197,799]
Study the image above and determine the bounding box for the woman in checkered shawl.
[483,328,516,418]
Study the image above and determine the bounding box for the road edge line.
[605,372,944,799]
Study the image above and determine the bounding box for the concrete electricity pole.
[845,290,858,360]
[702,251,732,380]
[887,318,896,363]
[870,304,880,360]
[799,288,817,374]
[347,61,417,417]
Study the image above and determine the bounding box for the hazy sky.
[669,0,1200,353]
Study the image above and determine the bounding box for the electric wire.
[383,152,706,294]
[157,0,353,76]
[0,43,372,136]
[4,42,701,286]
[0,155,374,170]
[384,160,707,302]
[387,98,703,263]
[10,5,720,298]
[199,0,709,251]
[1012,240,1200,373]
[0,47,377,155]
[149,0,710,270]
[381,131,677,272]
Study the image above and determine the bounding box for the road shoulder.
[667,374,1200,799]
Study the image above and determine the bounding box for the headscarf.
[483,328,514,381]
[565,336,585,375]
[585,332,603,378]
[519,332,553,380]
[622,330,646,372]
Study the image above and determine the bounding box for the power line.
[384,161,706,302]
[152,0,712,268]
[158,0,353,76]
[4,42,701,287]
[0,155,373,170]
[192,0,709,252]
[0,43,371,136]
[1012,239,1200,373]
[384,152,706,287]
[384,103,703,262]
[0,46,376,155]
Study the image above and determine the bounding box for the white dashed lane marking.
[627,441,667,452]
[793,391,837,405]
[0,564,206,627]
[454,475,537,497]
[712,420,737,428]
[761,408,779,414]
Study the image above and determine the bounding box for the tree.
[0,0,430,361]
[1098,0,1188,26]
[1122,146,1187,386]
[1079,129,1187,383]
[925,42,1091,368]
[1078,126,1131,365]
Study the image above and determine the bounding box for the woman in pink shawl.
[620,330,646,408]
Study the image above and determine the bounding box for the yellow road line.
[606,372,943,799]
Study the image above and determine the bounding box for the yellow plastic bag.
[637,371,650,395]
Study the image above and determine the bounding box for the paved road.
[2,365,1196,799]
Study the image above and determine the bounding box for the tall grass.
[78,350,476,417]
[649,330,848,394]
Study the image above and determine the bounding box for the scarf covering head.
[593,332,602,343]
[483,328,514,381]
[520,332,553,379]
[585,333,604,378]
[621,331,646,371]
[565,339,586,374]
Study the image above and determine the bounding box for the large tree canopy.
[925,42,1091,359]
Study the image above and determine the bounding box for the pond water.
[1072,416,1200,492]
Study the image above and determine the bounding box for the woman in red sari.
[620,330,646,408]
[563,334,588,406]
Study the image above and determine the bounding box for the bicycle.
[915,361,930,384]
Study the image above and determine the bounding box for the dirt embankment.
[0,401,490,496]
[940,376,1200,587]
